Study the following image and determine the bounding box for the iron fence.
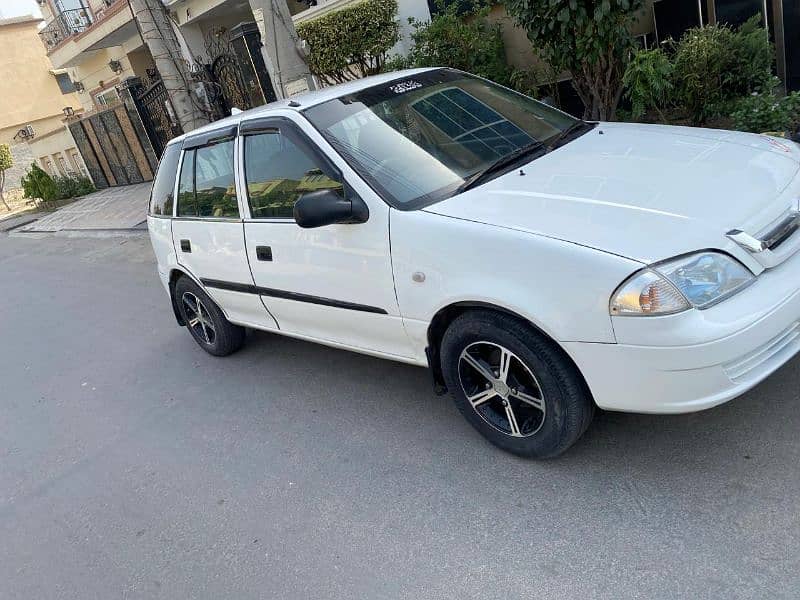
[39,8,93,49]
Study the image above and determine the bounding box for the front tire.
[174,276,245,357]
[440,311,594,458]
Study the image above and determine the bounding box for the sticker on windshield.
[389,80,422,94]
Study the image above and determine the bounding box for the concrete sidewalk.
[17,183,150,233]
[0,211,46,232]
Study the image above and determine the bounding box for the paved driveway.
[18,183,150,232]
[1,232,798,599]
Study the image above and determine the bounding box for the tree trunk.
[0,171,9,211]
[573,63,624,121]
[128,0,208,133]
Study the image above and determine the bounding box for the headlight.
[610,251,754,316]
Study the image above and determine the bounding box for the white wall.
[393,0,431,56]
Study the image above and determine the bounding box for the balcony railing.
[39,8,93,50]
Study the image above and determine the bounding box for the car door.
[171,126,278,330]
[236,114,414,359]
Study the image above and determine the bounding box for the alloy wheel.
[457,341,545,437]
[182,291,216,346]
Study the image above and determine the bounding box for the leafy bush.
[297,0,400,86]
[730,90,800,134]
[21,165,93,204]
[671,24,738,124]
[54,174,94,199]
[21,164,58,203]
[622,15,773,125]
[622,48,673,121]
[392,0,513,87]
[727,16,773,97]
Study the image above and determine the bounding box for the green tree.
[396,0,513,87]
[297,0,400,85]
[21,164,58,204]
[503,0,645,120]
[0,144,13,211]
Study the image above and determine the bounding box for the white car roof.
[173,67,440,143]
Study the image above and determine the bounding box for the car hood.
[423,122,800,264]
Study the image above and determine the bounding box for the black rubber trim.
[200,278,388,314]
[183,125,238,150]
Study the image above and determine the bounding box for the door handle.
[180,239,191,253]
[256,245,272,261]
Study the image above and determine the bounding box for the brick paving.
[18,183,151,232]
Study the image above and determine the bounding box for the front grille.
[761,212,800,250]
[723,322,800,383]
[728,210,800,269]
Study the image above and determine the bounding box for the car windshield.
[303,69,582,209]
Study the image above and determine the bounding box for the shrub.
[730,90,800,134]
[671,25,738,125]
[622,16,773,126]
[671,16,772,125]
[54,174,94,199]
[727,15,774,97]
[622,48,673,121]
[21,164,58,203]
[395,0,513,87]
[297,0,400,86]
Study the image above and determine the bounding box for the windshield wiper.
[456,141,546,194]
[547,120,595,150]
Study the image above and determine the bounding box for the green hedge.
[21,164,94,204]
[297,0,400,86]
[388,0,513,87]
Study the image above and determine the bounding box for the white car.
[147,68,800,457]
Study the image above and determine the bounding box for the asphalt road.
[1,232,799,599]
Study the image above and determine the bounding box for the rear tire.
[440,311,594,458]
[174,276,245,357]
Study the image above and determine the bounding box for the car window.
[148,143,182,216]
[176,149,195,216]
[176,140,239,218]
[243,130,343,219]
[304,69,579,209]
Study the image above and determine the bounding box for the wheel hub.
[457,341,546,438]
[492,379,510,397]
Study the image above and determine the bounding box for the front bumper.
[565,249,800,414]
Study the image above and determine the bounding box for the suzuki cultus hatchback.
[148,68,800,457]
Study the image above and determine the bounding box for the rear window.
[148,143,182,216]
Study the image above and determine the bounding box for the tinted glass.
[244,131,343,218]
[148,143,181,216]
[715,0,763,27]
[176,149,195,217]
[304,69,578,208]
[176,140,239,218]
[195,141,239,218]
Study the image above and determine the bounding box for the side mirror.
[293,189,369,229]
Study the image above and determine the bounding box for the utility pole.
[128,0,208,132]
[247,0,315,99]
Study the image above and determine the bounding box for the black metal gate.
[130,71,184,157]
[210,54,253,114]
[204,23,277,116]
